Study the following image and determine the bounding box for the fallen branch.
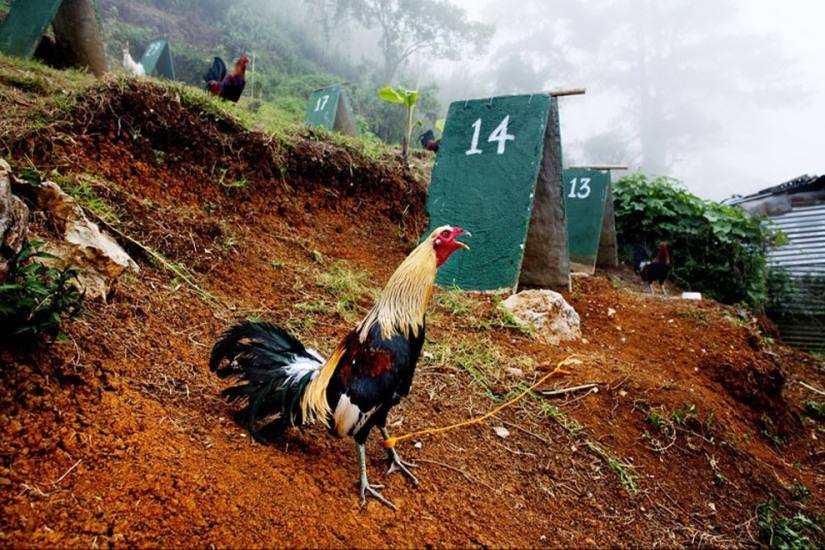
[799,381,825,397]
[539,383,598,397]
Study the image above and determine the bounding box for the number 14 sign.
[425,93,570,291]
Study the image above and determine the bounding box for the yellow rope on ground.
[381,354,589,449]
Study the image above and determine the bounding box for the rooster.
[122,46,145,77]
[418,129,440,152]
[210,226,470,509]
[203,55,249,102]
[634,241,671,295]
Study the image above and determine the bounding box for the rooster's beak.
[456,229,471,250]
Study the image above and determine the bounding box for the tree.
[485,0,803,177]
[315,0,493,83]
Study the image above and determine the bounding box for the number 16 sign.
[425,92,571,292]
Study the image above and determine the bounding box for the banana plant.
[377,85,419,168]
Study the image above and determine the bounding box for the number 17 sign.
[425,93,570,292]
[304,83,359,137]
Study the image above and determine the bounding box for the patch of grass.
[56,173,122,226]
[533,395,638,493]
[760,415,786,447]
[478,295,534,337]
[805,401,825,420]
[293,299,333,316]
[787,482,812,503]
[639,403,713,451]
[316,260,374,323]
[425,336,504,400]
[216,168,248,194]
[591,445,638,494]
[433,285,474,316]
[680,309,705,321]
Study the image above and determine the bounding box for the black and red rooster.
[203,55,249,102]
[634,241,671,295]
[210,226,470,509]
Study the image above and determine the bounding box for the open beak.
[456,228,471,250]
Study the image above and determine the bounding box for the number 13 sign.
[425,93,570,291]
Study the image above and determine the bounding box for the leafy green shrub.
[613,173,782,308]
[0,241,85,348]
[757,499,823,549]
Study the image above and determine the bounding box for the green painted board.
[140,38,176,80]
[563,168,610,273]
[424,94,553,291]
[0,0,64,59]
[304,84,358,136]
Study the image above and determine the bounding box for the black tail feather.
[633,244,649,276]
[418,129,435,148]
[210,321,323,442]
[204,56,226,85]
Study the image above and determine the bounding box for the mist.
[88,0,821,202]
[416,0,823,202]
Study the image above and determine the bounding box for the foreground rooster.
[634,241,671,295]
[203,55,249,102]
[210,226,470,509]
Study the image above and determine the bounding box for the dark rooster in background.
[634,241,671,295]
[203,55,249,102]
[418,129,440,152]
[210,226,470,509]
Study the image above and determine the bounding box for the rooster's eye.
[441,230,450,238]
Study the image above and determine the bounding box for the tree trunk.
[51,0,106,76]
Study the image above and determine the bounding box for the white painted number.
[145,41,161,57]
[314,94,330,112]
[568,177,592,199]
[465,116,516,156]
[466,119,483,155]
[488,115,516,154]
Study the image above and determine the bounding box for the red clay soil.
[1,77,823,549]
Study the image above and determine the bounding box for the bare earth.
[1,73,823,548]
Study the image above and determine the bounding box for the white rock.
[493,426,510,439]
[32,180,139,299]
[500,289,581,345]
[0,159,29,282]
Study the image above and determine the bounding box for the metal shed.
[725,175,825,351]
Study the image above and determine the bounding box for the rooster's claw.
[360,481,397,510]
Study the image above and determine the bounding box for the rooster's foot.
[359,480,397,510]
[379,427,419,485]
[356,442,397,510]
[385,448,419,485]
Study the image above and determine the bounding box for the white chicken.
[122,47,145,77]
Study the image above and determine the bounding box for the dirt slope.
[1,66,823,548]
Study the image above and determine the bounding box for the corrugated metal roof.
[768,205,825,276]
[764,204,825,350]
[727,176,825,350]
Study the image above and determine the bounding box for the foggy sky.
[434,0,824,202]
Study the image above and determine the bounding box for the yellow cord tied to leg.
[381,354,587,449]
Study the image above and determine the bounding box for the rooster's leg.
[356,443,396,510]
[379,427,419,486]
[649,283,655,294]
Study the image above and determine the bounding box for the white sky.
[438,0,824,201]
